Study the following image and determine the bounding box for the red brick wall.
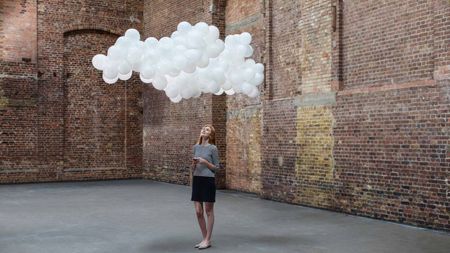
[225,0,264,193]
[268,0,302,99]
[341,0,434,88]
[1,0,37,62]
[142,0,228,187]
[225,0,448,231]
[333,0,450,230]
[1,0,143,183]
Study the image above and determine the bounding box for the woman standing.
[191,124,220,250]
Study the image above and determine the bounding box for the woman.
[191,124,220,250]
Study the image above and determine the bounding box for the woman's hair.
[196,124,216,145]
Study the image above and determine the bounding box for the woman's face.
[200,126,212,138]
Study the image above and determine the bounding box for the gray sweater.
[193,144,220,177]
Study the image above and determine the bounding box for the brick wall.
[142,0,228,187]
[223,0,449,231]
[0,0,37,62]
[1,0,143,183]
[225,0,264,193]
[333,0,449,231]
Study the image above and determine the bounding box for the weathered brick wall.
[224,0,264,193]
[0,0,143,183]
[142,0,228,187]
[227,0,449,231]
[333,0,450,230]
[0,0,37,62]
[341,0,435,88]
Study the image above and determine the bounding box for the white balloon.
[225,35,238,46]
[236,44,247,58]
[103,64,118,79]
[144,48,161,62]
[142,66,156,80]
[240,32,252,45]
[177,21,192,33]
[173,55,188,70]
[214,88,224,95]
[167,67,181,77]
[224,88,235,95]
[251,72,264,86]
[198,54,210,68]
[211,68,225,85]
[185,49,202,63]
[180,86,193,99]
[173,36,187,47]
[207,81,221,94]
[164,83,178,98]
[135,40,145,50]
[103,73,118,84]
[107,46,124,61]
[132,61,143,72]
[229,71,244,85]
[170,95,182,103]
[139,73,152,83]
[222,81,233,91]
[159,37,174,51]
[125,28,140,41]
[144,37,159,48]
[118,61,132,75]
[244,45,254,57]
[248,86,260,98]
[242,82,253,95]
[206,39,225,58]
[183,64,197,73]
[255,63,264,73]
[92,54,107,70]
[245,59,256,66]
[157,60,172,74]
[187,30,206,49]
[243,67,255,81]
[171,31,181,39]
[193,89,202,98]
[194,22,209,35]
[115,36,132,49]
[206,26,220,43]
[232,82,243,93]
[127,47,142,64]
[118,71,132,80]
[152,75,168,90]
[197,79,209,92]
[174,44,188,54]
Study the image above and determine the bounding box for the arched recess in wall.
[62,29,128,170]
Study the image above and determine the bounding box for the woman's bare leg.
[203,202,215,246]
[194,201,207,244]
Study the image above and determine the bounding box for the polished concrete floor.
[0,179,448,253]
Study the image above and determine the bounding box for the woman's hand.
[196,157,208,165]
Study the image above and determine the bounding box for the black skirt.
[191,176,216,202]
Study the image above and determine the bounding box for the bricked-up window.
[1,0,37,62]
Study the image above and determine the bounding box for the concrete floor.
[0,180,448,253]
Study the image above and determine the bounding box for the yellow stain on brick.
[226,108,262,193]
[0,97,8,108]
[295,106,335,207]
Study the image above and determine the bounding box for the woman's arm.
[197,146,220,172]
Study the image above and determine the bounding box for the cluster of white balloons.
[92,21,264,103]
